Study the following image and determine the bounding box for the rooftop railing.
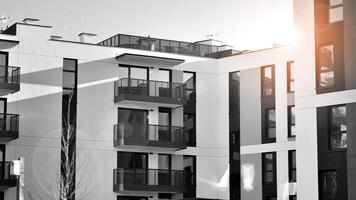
[114,123,187,148]
[114,78,186,101]
[0,65,20,85]
[98,34,223,58]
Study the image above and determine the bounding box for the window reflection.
[330,105,347,150]
[320,170,338,200]
[319,45,335,88]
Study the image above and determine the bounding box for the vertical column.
[277,151,289,200]
[296,108,319,200]
[275,62,288,143]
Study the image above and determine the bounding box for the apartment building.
[0,0,354,200]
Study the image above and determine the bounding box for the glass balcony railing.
[0,113,19,132]
[0,65,20,85]
[114,123,187,149]
[114,78,186,104]
[98,34,223,58]
[113,168,187,192]
[0,113,19,142]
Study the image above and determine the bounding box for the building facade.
[0,0,355,199]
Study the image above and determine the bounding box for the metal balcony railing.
[0,65,20,85]
[98,34,223,58]
[113,168,187,191]
[114,123,187,148]
[114,78,186,101]
[0,113,19,133]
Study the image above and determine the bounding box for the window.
[184,113,196,146]
[62,59,78,103]
[0,51,8,66]
[319,170,338,200]
[319,44,335,88]
[265,109,276,140]
[289,195,297,200]
[288,106,296,137]
[183,71,196,101]
[329,0,343,23]
[183,155,196,198]
[158,154,171,170]
[287,61,295,93]
[289,150,296,182]
[117,152,148,169]
[262,66,274,97]
[329,105,347,150]
[262,152,276,184]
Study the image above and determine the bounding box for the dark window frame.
[118,64,150,80]
[158,154,172,170]
[117,151,148,169]
[261,65,275,97]
[289,150,297,182]
[158,68,172,82]
[262,152,276,185]
[316,43,335,90]
[328,0,343,24]
[288,106,296,138]
[265,108,276,141]
[287,61,295,93]
[183,71,196,101]
[327,104,347,151]
[0,51,9,66]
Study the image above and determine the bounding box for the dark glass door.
[158,154,171,186]
[117,152,148,185]
[118,108,148,140]
[183,155,196,198]
[158,107,171,141]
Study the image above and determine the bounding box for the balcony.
[0,162,17,191]
[98,34,222,58]
[0,113,19,142]
[0,65,20,96]
[114,123,187,151]
[114,78,186,107]
[113,168,187,193]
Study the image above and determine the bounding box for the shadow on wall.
[20,57,118,88]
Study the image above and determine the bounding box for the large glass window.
[287,61,295,93]
[0,52,8,66]
[320,170,338,200]
[329,105,347,150]
[117,152,148,169]
[262,152,276,184]
[289,150,296,182]
[183,155,196,198]
[265,109,276,140]
[288,106,296,137]
[319,44,335,88]
[118,108,148,124]
[262,66,274,97]
[329,0,343,23]
[183,71,196,101]
[184,113,196,146]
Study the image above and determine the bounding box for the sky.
[0,0,294,50]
